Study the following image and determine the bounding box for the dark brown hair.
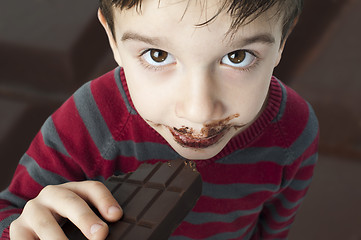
[99,0,303,43]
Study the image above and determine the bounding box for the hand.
[10,181,123,240]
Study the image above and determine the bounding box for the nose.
[175,70,225,124]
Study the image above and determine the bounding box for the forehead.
[112,0,283,44]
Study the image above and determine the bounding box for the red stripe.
[295,165,315,180]
[120,116,167,143]
[1,227,9,239]
[173,213,259,239]
[276,86,310,148]
[261,228,289,239]
[253,121,289,147]
[8,165,43,200]
[0,203,22,221]
[90,71,166,143]
[199,162,283,185]
[283,136,318,181]
[51,97,115,178]
[282,185,309,202]
[90,70,130,140]
[266,198,300,218]
[261,206,296,227]
[193,191,271,214]
[26,132,83,181]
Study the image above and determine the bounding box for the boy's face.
[100,0,285,160]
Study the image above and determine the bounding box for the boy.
[0,0,319,239]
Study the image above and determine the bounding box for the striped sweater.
[0,67,319,239]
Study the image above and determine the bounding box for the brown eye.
[142,49,176,68]
[228,50,246,64]
[150,49,168,62]
[221,50,256,68]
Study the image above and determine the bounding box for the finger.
[24,200,68,240]
[10,218,37,240]
[10,199,67,240]
[62,181,123,222]
[38,185,109,239]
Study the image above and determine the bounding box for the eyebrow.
[232,33,276,47]
[121,31,276,47]
[121,32,161,46]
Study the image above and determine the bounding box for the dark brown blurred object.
[288,0,361,160]
[274,0,354,81]
[0,0,117,190]
[288,1,361,238]
[0,0,115,95]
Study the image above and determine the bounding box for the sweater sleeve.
[255,145,318,239]
[0,69,126,237]
[0,97,85,238]
[253,87,320,239]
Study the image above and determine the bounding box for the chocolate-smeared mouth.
[169,126,229,149]
[168,114,245,149]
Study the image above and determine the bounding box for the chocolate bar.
[62,159,202,239]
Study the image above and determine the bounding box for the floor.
[289,155,361,240]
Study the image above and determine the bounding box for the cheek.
[236,95,266,123]
[229,77,270,124]
[125,72,173,122]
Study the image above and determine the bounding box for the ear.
[274,40,286,67]
[98,9,122,66]
[274,17,299,67]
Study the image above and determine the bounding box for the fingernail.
[90,223,103,235]
[108,206,121,215]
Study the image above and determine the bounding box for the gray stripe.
[219,146,288,166]
[169,235,193,240]
[114,67,137,115]
[272,79,287,123]
[300,153,318,167]
[201,225,250,240]
[286,103,319,164]
[19,154,69,187]
[73,82,178,162]
[288,178,313,191]
[41,116,70,157]
[275,193,305,210]
[203,182,280,199]
[169,223,253,240]
[74,69,178,162]
[184,205,262,225]
[0,189,27,208]
[243,219,289,240]
[0,214,20,235]
[116,141,181,161]
[260,218,290,235]
[73,82,115,160]
[0,206,17,213]
[243,224,257,240]
[73,82,180,161]
[263,203,297,223]
[221,103,318,167]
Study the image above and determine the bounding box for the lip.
[168,126,229,149]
